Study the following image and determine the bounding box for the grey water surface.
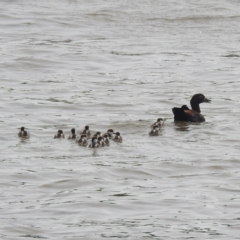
[0,0,240,239]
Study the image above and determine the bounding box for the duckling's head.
[107,129,115,133]
[103,134,109,139]
[94,131,101,136]
[81,134,87,139]
[71,128,75,134]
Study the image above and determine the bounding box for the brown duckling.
[76,134,88,147]
[104,129,115,139]
[113,132,122,143]
[151,118,164,128]
[54,130,65,139]
[103,134,110,146]
[81,125,91,139]
[93,131,101,138]
[88,136,99,148]
[97,136,106,147]
[68,128,77,140]
[149,125,160,136]
[18,127,30,139]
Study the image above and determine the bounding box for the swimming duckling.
[93,131,101,138]
[103,134,110,146]
[18,127,30,139]
[113,132,122,143]
[151,118,164,128]
[149,125,160,136]
[54,130,65,139]
[172,93,211,122]
[97,136,105,147]
[81,125,91,139]
[88,136,99,148]
[104,129,115,139]
[68,128,77,140]
[76,134,88,147]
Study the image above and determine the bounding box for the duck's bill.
[204,97,211,103]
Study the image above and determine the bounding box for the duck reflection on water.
[174,122,191,132]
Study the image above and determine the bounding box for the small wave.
[222,54,240,58]
[110,51,153,56]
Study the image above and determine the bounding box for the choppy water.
[1,0,240,239]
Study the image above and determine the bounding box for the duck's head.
[71,128,75,134]
[115,132,120,136]
[157,118,163,122]
[85,126,89,130]
[191,94,211,105]
[58,130,63,134]
[190,94,211,113]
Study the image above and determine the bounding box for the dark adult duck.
[172,93,211,122]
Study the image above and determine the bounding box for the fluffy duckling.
[88,136,99,148]
[113,132,122,143]
[149,125,160,136]
[18,127,30,139]
[76,134,88,147]
[103,134,110,146]
[68,128,77,140]
[151,118,164,128]
[97,136,105,147]
[104,129,115,139]
[93,131,101,138]
[81,125,91,138]
[54,130,65,139]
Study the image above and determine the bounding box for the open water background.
[0,0,240,239]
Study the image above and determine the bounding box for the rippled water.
[1,0,240,239]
